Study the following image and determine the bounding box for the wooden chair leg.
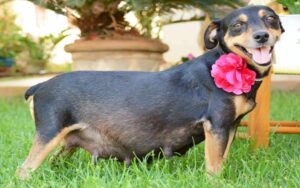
[247,73,272,149]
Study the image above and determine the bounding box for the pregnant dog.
[17,5,284,179]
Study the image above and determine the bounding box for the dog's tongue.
[249,46,271,64]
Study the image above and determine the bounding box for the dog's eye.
[266,16,275,22]
[233,23,242,29]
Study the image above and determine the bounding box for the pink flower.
[211,53,256,95]
[187,53,194,60]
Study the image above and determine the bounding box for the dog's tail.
[24,83,43,101]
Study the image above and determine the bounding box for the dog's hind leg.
[16,123,86,179]
[203,119,232,176]
[49,142,78,164]
[49,144,66,163]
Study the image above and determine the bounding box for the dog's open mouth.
[235,44,273,66]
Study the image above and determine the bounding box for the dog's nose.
[253,31,269,43]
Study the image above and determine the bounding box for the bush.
[0,6,24,58]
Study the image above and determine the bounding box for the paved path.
[272,75,300,92]
[0,74,56,97]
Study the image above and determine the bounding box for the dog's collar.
[255,78,263,82]
[248,63,272,81]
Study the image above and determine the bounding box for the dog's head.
[204,6,284,75]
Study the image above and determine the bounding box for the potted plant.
[0,6,24,76]
[29,0,242,71]
[17,30,70,73]
[274,0,300,73]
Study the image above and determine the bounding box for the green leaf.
[66,0,87,8]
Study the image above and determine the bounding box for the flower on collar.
[211,53,256,95]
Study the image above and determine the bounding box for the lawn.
[0,91,299,187]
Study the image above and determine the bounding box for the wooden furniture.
[240,73,300,149]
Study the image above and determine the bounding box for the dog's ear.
[279,19,285,33]
[204,20,221,49]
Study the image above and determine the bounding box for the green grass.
[0,91,299,187]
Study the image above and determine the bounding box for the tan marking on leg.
[233,96,255,119]
[203,121,224,175]
[258,9,266,17]
[27,96,35,120]
[16,123,87,179]
[16,135,44,179]
[223,128,236,159]
[239,14,248,22]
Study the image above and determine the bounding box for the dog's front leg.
[223,127,237,160]
[203,120,233,175]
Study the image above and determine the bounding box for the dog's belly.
[64,122,205,160]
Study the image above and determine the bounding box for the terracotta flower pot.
[65,38,169,72]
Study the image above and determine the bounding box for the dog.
[16,5,284,179]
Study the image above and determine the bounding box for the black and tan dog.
[17,6,284,179]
